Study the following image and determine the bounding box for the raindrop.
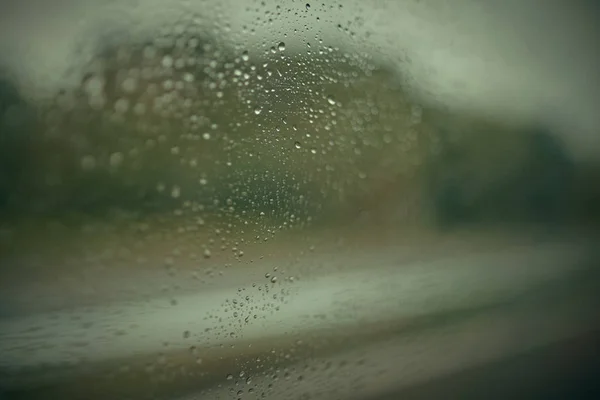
[411,105,423,124]
[226,374,233,380]
[326,95,336,106]
[294,141,302,149]
[80,155,96,171]
[204,248,212,258]
[241,51,250,62]
[133,103,146,115]
[115,98,129,114]
[109,152,124,168]
[121,77,137,93]
[254,106,262,115]
[278,42,286,52]
[162,55,174,68]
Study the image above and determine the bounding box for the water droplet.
[204,248,212,258]
[226,373,233,380]
[270,276,277,283]
[411,105,423,124]
[278,42,286,52]
[121,77,137,93]
[306,3,310,10]
[294,141,302,149]
[202,132,211,140]
[133,103,146,115]
[241,51,250,62]
[80,155,96,171]
[162,55,174,68]
[254,107,262,115]
[326,95,336,106]
[109,152,124,168]
[171,186,181,198]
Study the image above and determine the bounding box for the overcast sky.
[1,0,598,159]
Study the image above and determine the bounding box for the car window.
[1,1,599,399]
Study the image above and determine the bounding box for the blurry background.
[0,0,599,399]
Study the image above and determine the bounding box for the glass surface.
[0,1,599,399]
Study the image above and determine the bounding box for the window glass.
[1,1,599,399]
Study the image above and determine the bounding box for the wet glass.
[1,1,599,399]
